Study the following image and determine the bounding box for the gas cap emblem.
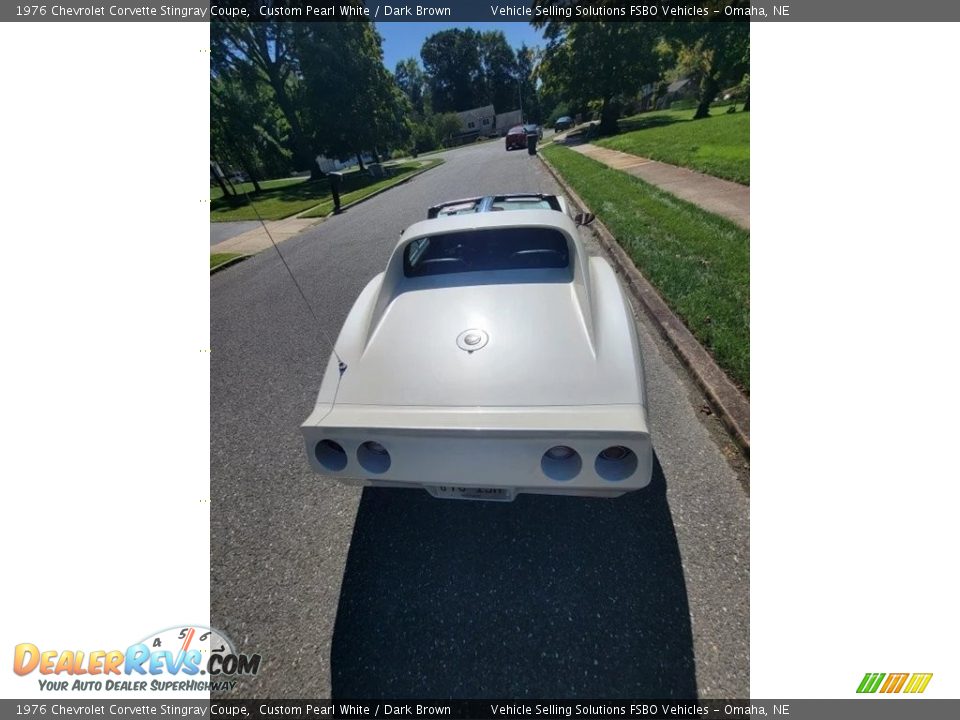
[456,328,489,352]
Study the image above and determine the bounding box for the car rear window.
[489,198,553,212]
[403,228,570,277]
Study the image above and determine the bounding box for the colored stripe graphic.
[857,673,885,693]
[880,673,909,693]
[904,673,933,694]
[858,672,933,694]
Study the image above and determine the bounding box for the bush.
[546,102,571,128]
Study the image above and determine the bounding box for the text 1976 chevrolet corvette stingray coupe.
[301,193,652,501]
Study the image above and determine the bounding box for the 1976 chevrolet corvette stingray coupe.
[301,193,652,501]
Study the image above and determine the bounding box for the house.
[455,105,496,142]
[495,109,523,135]
[315,153,373,174]
[655,77,697,109]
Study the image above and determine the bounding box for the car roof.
[508,125,525,132]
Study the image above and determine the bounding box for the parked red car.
[505,126,527,151]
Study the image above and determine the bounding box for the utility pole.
[517,77,524,123]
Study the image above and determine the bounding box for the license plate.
[428,485,516,502]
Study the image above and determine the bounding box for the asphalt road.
[211,139,749,699]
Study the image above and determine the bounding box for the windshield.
[404,227,570,277]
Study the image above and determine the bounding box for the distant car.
[505,126,528,151]
[554,116,574,132]
[301,193,653,501]
[524,123,543,140]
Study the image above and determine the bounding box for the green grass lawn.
[542,144,749,389]
[299,159,443,218]
[210,176,305,202]
[210,253,243,270]
[597,107,750,185]
[210,160,441,222]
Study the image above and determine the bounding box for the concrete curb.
[210,254,249,275]
[539,152,751,456]
[295,160,443,220]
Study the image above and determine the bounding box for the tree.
[662,10,750,119]
[480,31,519,114]
[432,113,464,147]
[535,14,664,134]
[295,22,410,166]
[421,28,487,112]
[395,57,427,116]
[516,44,543,123]
[211,17,317,175]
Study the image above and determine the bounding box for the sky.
[376,22,546,72]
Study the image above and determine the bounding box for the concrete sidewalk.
[569,144,750,230]
[210,216,322,256]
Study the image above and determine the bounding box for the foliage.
[420,28,528,116]
[661,12,750,119]
[516,44,543,123]
[212,11,409,179]
[211,19,315,174]
[421,28,488,113]
[432,113,464,147]
[480,30,521,114]
[210,70,291,189]
[534,12,665,135]
[395,57,427,116]
[545,102,572,127]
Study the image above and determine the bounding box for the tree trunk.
[742,92,750,112]
[694,73,720,120]
[598,96,619,136]
[211,164,232,197]
[236,156,261,193]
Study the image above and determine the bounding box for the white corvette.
[301,193,652,500]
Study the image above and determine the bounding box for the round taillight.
[595,446,638,481]
[358,441,391,474]
[364,441,388,455]
[600,446,630,461]
[314,440,348,472]
[545,445,576,460]
[541,446,581,481]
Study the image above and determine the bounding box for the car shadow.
[330,454,697,699]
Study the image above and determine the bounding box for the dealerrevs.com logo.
[13,625,261,692]
[857,672,933,694]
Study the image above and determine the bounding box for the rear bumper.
[301,404,652,496]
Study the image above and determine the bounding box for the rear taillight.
[595,446,638,481]
[541,446,582,481]
[358,440,391,474]
[315,440,348,471]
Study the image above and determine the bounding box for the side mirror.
[574,212,595,227]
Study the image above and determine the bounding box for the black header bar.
[5,0,960,22]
